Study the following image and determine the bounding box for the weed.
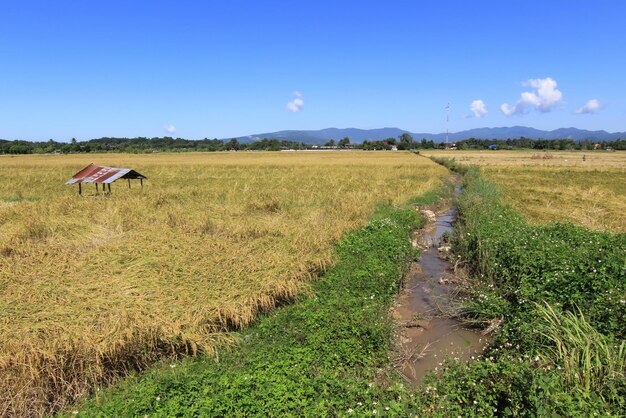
[536,302,625,402]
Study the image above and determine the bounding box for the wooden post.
[96,183,99,193]
[107,183,111,193]
[78,183,82,196]
[140,178,143,188]
[128,179,131,189]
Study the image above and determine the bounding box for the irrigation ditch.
[391,183,490,385]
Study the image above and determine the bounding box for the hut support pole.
[107,183,111,194]
[78,183,82,196]
[140,179,143,188]
[96,183,99,194]
[128,179,131,189]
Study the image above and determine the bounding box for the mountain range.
[236,126,626,144]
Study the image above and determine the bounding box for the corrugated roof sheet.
[65,164,147,185]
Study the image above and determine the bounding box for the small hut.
[65,163,147,195]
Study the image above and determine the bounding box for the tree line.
[0,137,308,154]
[1,134,625,154]
[455,137,626,150]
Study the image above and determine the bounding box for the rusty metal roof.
[65,164,147,185]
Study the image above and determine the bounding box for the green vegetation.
[407,179,456,207]
[430,167,626,415]
[537,303,625,397]
[455,167,625,338]
[69,204,424,416]
[3,135,626,154]
[424,156,470,174]
[455,137,626,150]
[362,133,418,150]
[0,137,310,154]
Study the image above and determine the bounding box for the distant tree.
[325,139,336,147]
[338,137,350,148]
[226,138,240,151]
[457,141,469,150]
[68,137,80,152]
[8,143,32,154]
[580,140,594,150]
[397,133,414,150]
[612,139,626,150]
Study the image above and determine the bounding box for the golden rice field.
[0,151,447,416]
[422,150,626,232]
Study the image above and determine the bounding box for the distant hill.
[238,127,411,144]
[236,126,626,144]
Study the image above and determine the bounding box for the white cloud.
[576,99,602,114]
[500,77,563,116]
[470,99,488,118]
[286,91,304,112]
[164,124,176,134]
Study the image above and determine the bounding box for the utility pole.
[445,103,450,144]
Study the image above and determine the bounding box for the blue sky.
[1,1,625,141]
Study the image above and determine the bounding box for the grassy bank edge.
[63,194,436,416]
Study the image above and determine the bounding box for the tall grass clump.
[426,156,470,174]
[536,302,625,401]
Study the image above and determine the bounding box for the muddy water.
[391,204,488,385]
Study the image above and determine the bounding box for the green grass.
[424,156,470,175]
[536,303,625,397]
[407,189,441,206]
